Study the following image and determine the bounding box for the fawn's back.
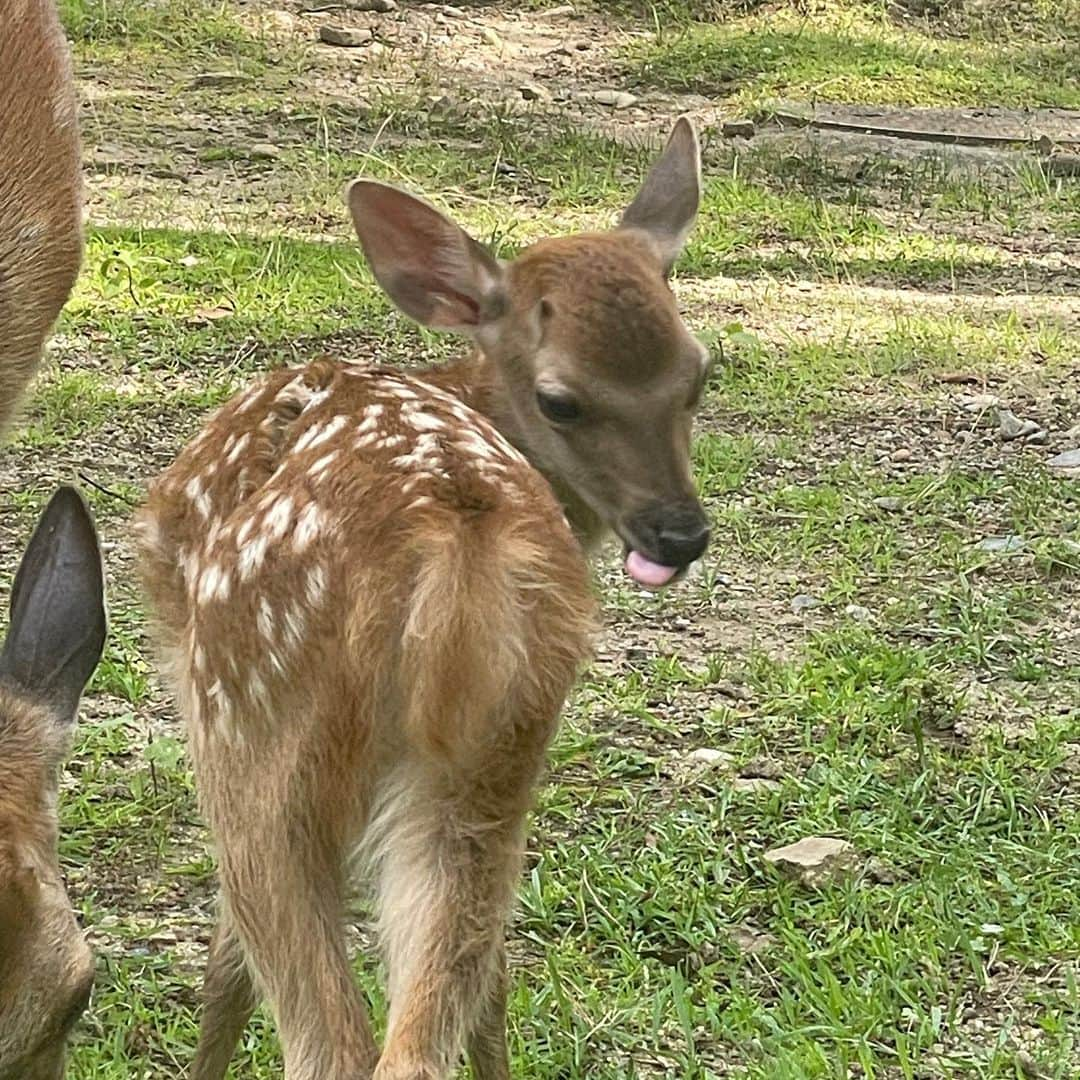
[0,0,83,436]
[139,359,593,767]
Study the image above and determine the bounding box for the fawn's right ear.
[0,486,106,722]
[346,180,507,334]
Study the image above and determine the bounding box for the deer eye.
[536,390,582,425]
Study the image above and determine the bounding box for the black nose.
[627,501,711,568]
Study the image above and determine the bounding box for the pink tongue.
[625,550,678,588]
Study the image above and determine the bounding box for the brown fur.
[137,118,707,1079]
[0,689,94,1080]
[0,0,83,437]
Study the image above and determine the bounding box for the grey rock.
[589,89,638,109]
[319,24,371,46]
[791,593,820,613]
[764,837,856,888]
[686,748,735,771]
[248,142,282,160]
[890,447,913,462]
[546,3,576,15]
[977,535,1027,554]
[349,0,396,10]
[481,26,502,48]
[1048,448,1080,471]
[519,82,551,102]
[873,496,903,513]
[998,408,1040,441]
[730,924,776,954]
[845,603,873,623]
[959,393,1001,413]
[1025,429,1049,444]
[732,777,781,794]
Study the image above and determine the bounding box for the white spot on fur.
[226,432,251,464]
[305,564,328,608]
[236,515,257,549]
[309,451,339,479]
[197,563,232,604]
[263,494,295,543]
[238,533,270,581]
[282,602,306,649]
[234,387,263,414]
[257,597,276,641]
[295,415,347,454]
[184,474,212,520]
[407,412,449,435]
[293,502,325,552]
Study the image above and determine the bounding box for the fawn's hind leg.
[464,940,511,1080]
[190,906,259,1080]
[369,757,539,1080]
[193,718,380,1080]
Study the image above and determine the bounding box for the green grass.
[632,2,1080,108]
[2,0,1076,1077]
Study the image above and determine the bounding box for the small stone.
[866,858,900,885]
[319,24,371,46]
[589,89,638,109]
[1015,1050,1048,1080]
[188,71,249,89]
[441,3,464,14]
[977,535,1027,554]
[481,26,502,48]
[873,496,903,513]
[1024,428,1048,444]
[845,604,873,623]
[721,120,755,138]
[349,0,396,10]
[545,3,576,15]
[890,448,913,462]
[1048,448,1080,471]
[248,142,282,160]
[764,837,856,888]
[791,593,820,613]
[519,82,551,102]
[739,757,783,780]
[731,925,775,954]
[686,748,735,771]
[959,393,1000,413]
[732,777,781,794]
[979,922,1003,935]
[998,408,1040,441]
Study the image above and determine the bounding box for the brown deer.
[0,486,107,1079]
[136,116,709,1080]
[0,0,84,437]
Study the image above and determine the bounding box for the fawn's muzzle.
[621,500,710,588]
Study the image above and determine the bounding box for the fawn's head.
[347,117,709,588]
[0,488,105,1080]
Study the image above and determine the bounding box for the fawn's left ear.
[0,486,107,722]
[619,115,702,273]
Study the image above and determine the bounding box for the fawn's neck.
[419,351,604,550]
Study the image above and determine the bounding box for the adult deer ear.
[346,180,507,333]
[0,486,107,722]
[619,115,702,273]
